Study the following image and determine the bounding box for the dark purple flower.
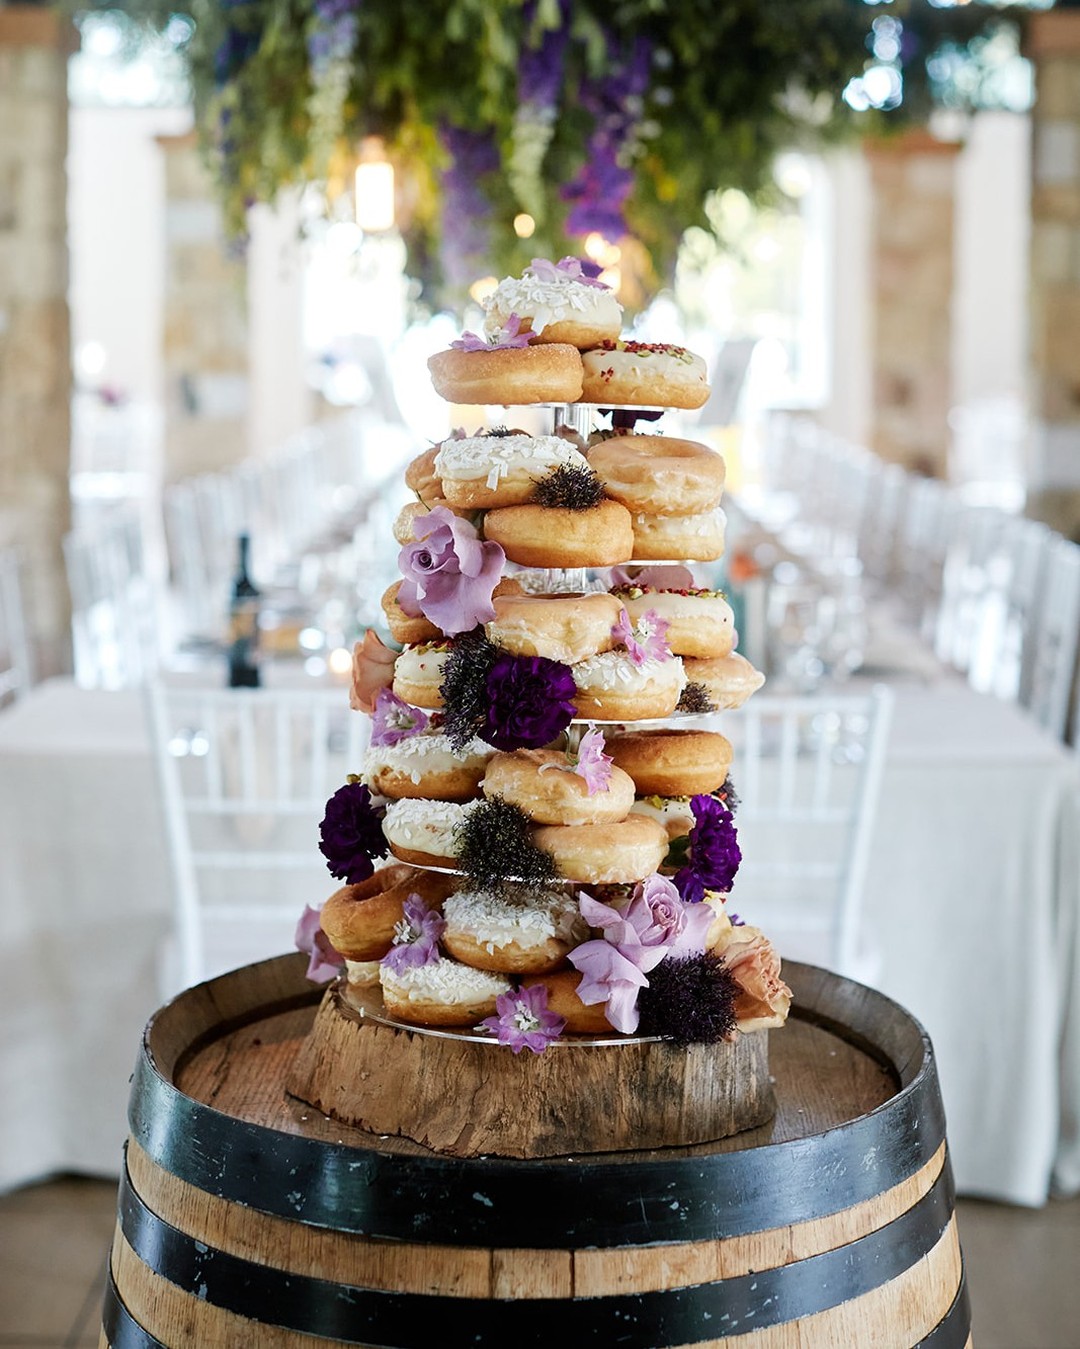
[318,781,387,884]
[480,984,566,1053]
[673,794,741,903]
[482,653,577,751]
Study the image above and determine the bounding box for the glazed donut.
[381,797,481,868]
[628,794,696,841]
[532,814,669,883]
[363,731,493,802]
[521,968,613,1034]
[631,506,727,562]
[427,344,584,406]
[571,651,687,721]
[404,446,447,506]
[381,581,440,646]
[392,500,476,546]
[391,642,452,709]
[580,341,710,409]
[380,955,511,1027]
[612,585,735,659]
[482,748,636,826]
[482,262,622,349]
[605,729,734,797]
[483,499,634,569]
[441,887,588,974]
[382,577,524,647]
[486,591,623,665]
[319,863,454,962]
[588,436,725,516]
[682,651,765,710]
[434,433,591,509]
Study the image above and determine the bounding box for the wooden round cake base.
[285,981,774,1158]
[101,952,971,1349]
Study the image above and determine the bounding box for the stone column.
[1025,10,1080,540]
[158,132,249,482]
[0,6,76,677]
[864,130,961,478]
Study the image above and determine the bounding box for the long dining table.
[1,667,1078,1206]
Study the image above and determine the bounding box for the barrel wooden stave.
[102,954,972,1349]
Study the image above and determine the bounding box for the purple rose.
[482,652,577,750]
[397,506,504,636]
[630,874,714,956]
[318,782,387,884]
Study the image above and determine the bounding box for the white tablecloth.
[1,675,1078,1205]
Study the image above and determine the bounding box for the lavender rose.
[397,506,504,636]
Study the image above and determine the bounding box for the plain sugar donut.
[319,864,454,961]
[682,651,765,710]
[481,747,636,826]
[486,591,624,665]
[588,435,725,515]
[483,499,633,569]
[605,729,734,797]
[427,344,583,406]
[532,813,669,883]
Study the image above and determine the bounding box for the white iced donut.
[381,798,480,867]
[363,732,493,801]
[483,264,623,348]
[571,650,687,721]
[379,956,511,1027]
[441,887,588,974]
[434,433,591,509]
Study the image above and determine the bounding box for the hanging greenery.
[85,0,1044,310]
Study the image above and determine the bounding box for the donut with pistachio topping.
[580,339,710,409]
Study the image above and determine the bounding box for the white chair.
[0,547,34,706]
[722,685,894,981]
[933,504,1007,676]
[1021,535,1080,741]
[64,510,162,689]
[147,681,370,992]
[966,514,1054,704]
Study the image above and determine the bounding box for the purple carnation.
[673,794,742,903]
[318,781,387,884]
[482,652,577,751]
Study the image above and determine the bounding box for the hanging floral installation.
[96,0,1041,308]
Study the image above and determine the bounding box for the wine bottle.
[227,533,261,688]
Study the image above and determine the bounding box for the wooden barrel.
[101,953,971,1349]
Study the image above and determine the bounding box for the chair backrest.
[63,510,161,689]
[1022,535,1080,741]
[933,504,1008,675]
[147,681,370,991]
[0,547,34,706]
[722,685,894,980]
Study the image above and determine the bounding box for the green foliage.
[84,0,1039,310]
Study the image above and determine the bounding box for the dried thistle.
[532,464,605,511]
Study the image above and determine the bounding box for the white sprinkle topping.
[380,956,511,1004]
[443,888,587,951]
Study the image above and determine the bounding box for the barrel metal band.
[129,1034,945,1247]
[117,1156,959,1346]
[100,1268,167,1349]
[916,1272,972,1349]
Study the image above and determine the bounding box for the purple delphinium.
[482,652,577,751]
[439,123,500,289]
[318,781,387,884]
[673,794,742,903]
[562,34,652,239]
[380,897,445,975]
[450,313,532,352]
[480,984,566,1053]
[307,0,361,72]
[518,0,571,111]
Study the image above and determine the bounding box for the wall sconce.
[355,136,395,233]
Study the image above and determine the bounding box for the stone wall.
[158,132,249,482]
[0,7,76,677]
[1025,11,1080,540]
[865,130,960,479]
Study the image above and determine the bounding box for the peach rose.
[719,930,792,1026]
[350,630,398,713]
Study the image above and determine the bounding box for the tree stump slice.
[286,980,775,1158]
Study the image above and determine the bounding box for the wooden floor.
[0,1174,1077,1348]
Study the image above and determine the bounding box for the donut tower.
[290,257,791,1159]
